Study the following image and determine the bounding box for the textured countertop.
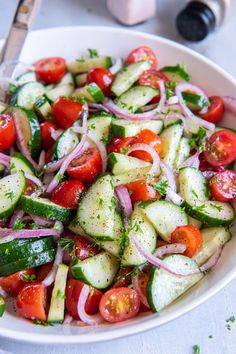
[1,1,236,353]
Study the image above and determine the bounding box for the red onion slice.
[160,160,177,193]
[125,143,160,176]
[29,214,54,227]
[63,313,73,325]
[109,57,123,75]
[44,156,67,173]
[42,245,63,287]
[88,103,110,113]
[0,228,61,244]
[0,153,10,168]
[103,80,166,121]
[178,150,200,170]
[115,185,133,218]
[87,131,107,173]
[165,189,184,205]
[200,247,222,272]
[154,243,186,258]
[175,82,215,131]
[9,209,24,228]
[24,173,45,190]
[132,275,150,308]
[223,96,236,115]
[202,170,216,179]
[77,285,103,325]
[130,234,201,276]
[38,150,45,167]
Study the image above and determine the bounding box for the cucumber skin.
[11,152,35,175]
[0,295,6,317]
[0,249,56,277]
[19,196,74,223]
[160,65,190,82]
[146,266,159,312]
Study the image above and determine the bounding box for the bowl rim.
[0,25,236,344]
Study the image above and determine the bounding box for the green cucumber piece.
[0,295,6,317]
[182,92,208,111]
[0,172,25,219]
[19,196,74,223]
[67,57,112,74]
[77,175,115,240]
[160,124,183,168]
[73,83,104,103]
[147,255,203,312]
[46,84,74,102]
[10,152,35,176]
[48,264,68,323]
[16,71,36,85]
[174,137,191,169]
[52,127,79,160]
[108,153,151,175]
[112,166,151,186]
[88,115,113,144]
[6,106,41,159]
[116,86,158,113]
[162,115,182,128]
[121,206,156,266]
[58,73,74,86]
[34,94,52,120]
[71,252,119,289]
[139,200,188,242]
[160,65,190,82]
[12,82,45,109]
[75,73,87,87]
[188,216,202,229]
[193,227,231,266]
[111,61,151,97]
[98,212,123,257]
[110,119,163,138]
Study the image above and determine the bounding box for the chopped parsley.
[13,218,25,231]
[192,204,205,212]
[191,189,199,199]
[5,191,14,201]
[56,289,65,300]
[100,136,109,145]
[150,179,169,197]
[59,238,76,257]
[226,315,236,323]
[109,196,117,211]
[166,89,174,99]
[20,273,36,283]
[208,335,213,339]
[209,203,223,212]
[57,173,64,183]
[88,48,99,58]
[193,345,200,354]
[34,320,53,327]
[189,127,206,153]
[120,146,130,154]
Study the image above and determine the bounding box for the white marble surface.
[1,0,236,353]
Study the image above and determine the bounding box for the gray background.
[1,0,236,353]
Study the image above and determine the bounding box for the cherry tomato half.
[72,235,100,261]
[87,68,113,96]
[138,69,169,103]
[126,46,157,69]
[65,279,102,320]
[34,57,66,84]
[108,137,136,154]
[204,130,236,167]
[99,287,140,323]
[129,129,163,162]
[50,180,86,209]
[25,179,38,196]
[0,269,35,297]
[112,267,133,288]
[36,263,53,282]
[52,96,83,129]
[135,272,150,313]
[209,170,236,202]
[66,148,102,183]
[126,178,159,204]
[200,96,224,124]
[0,114,16,151]
[40,121,60,150]
[171,225,202,258]
[16,283,47,321]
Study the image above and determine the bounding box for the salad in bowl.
[0,44,235,327]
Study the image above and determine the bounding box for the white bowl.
[0,26,235,344]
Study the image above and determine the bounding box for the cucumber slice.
[110,119,163,138]
[188,216,202,229]
[140,200,188,242]
[58,72,74,86]
[160,124,183,168]
[10,152,35,176]
[46,84,74,102]
[98,212,123,257]
[108,153,151,175]
[0,172,25,219]
[112,166,151,186]
[0,295,6,317]
[75,73,87,87]
[162,115,182,128]
[73,83,104,103]
[19,196,74,223]
[16,71,36,85]
[147,255,203,312]
[116,86,159,113]
[68,218,88,237]
[174,137,191,169]
[67,57,112,74]
[52,127,79,160]
[6,106,41,159]
[77,175,116,240]
[111,61,151,97]
[34,95,52,120]
[182,92,208,111]
[179,167,235,226]
[121,206,156,266]
[12,82,45,109]
[193,227,231,266]
[88,115,113,144]
[48,263,68,323]
[160,65,190,82]
[71,252,119,289]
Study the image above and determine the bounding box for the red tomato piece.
[204,130,236,167]
[25,179,38,196]
[36,263,53,282]
[171,225,203,258]
[108,137,136,154]
[129,129,163,162]
[135,272,150,313]
[125,46,157,69]
[87,68,113,96]
[73,236,99,260]
[66,147,102,183]
[16,283,47,321]
[40,121,60,150]
[99,287,140,323]
[209,170,236,202]
[65,279,102,320]
[51,96,83,129]
[45,146,53,164]
[126,178,159,204]
[138,69,169,103]
[200,96,224,124]
[0,269,35,297]
[50,180,86,209]
[0,114,16,151]
[112,267,133,288]
[199,153,225,173]
[34,57,66,84]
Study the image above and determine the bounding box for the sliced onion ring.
[115,185,133,218]
[109,57,123,75]
[154,243,186,258]
[42,245,63,287]
[178,150,200,170]
[223,96,236,115]
[77,285,103,325]
[132,274,150,308]
[87,131,107,173]
[0,228,61,244]
[200,247,222,272]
